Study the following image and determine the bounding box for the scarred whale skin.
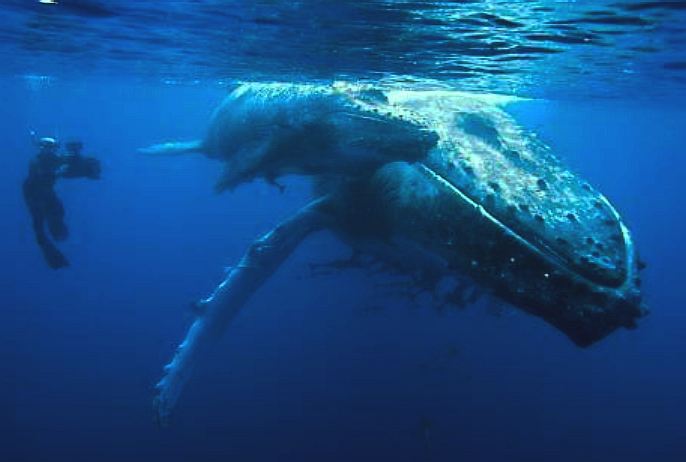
[142,82,438,191]
[347,160,643,347]
[331,88,645,346]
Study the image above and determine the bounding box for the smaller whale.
[140,82,438,191]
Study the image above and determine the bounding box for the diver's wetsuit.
[22,152,101,269]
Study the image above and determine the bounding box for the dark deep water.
[2,2,686,462]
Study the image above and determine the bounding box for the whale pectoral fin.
[138,140,204,156]
[153,195,336,426]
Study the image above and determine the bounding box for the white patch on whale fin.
[138,140,204,156]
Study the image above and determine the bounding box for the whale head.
[355,90,646,346]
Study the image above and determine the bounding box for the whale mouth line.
[417,163,634,291]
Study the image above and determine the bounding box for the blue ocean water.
[1,1,685,461]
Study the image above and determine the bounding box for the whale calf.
[142,82,646,424]
[141,82,438,191]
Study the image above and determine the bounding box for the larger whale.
[141,82,646,425]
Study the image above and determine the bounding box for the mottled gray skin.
[335,160,643,347]
[143,82,438,191]
[146,82,646,424]
[346,89,645,345]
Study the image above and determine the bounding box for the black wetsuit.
[22,152,101,269]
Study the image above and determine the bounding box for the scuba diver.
[22,137,101,269]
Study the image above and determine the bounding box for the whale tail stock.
[138,140,204,156]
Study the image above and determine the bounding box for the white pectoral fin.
[153,195,335,426]
[138,140,204,156]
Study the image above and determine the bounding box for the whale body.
[141,82,438,191]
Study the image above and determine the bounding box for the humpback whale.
[142,82,646,425]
